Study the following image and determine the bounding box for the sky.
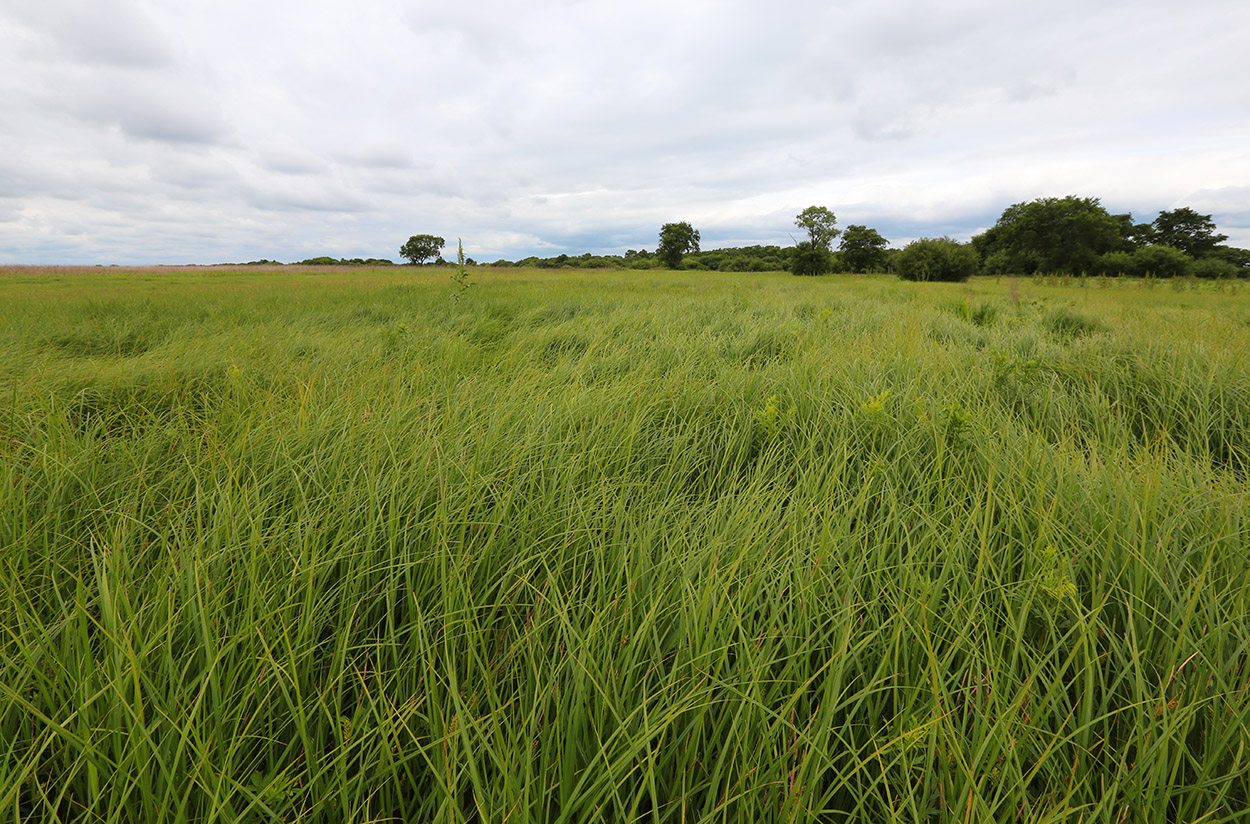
[2,0,1248,264]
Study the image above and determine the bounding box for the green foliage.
[399,233,445,265]
[1213,245,1250,274]
[895,236,979,282]
[656,221,700,268]
[295,256,395,266]
[1151,207,1228,258]
[489,245,790,273]
[1134,244,1192,278]
[449,238,472,302]
[688,245,787,272]
[978,248,1014,276]
[1094,250,1138,277]
[789,240,833,276]
[1189,256,1240,279]
[794,205,840,251]
[838,224,890,272]
[975,196,1127,274]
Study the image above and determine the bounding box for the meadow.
[1,265,1248,822]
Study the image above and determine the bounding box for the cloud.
[5,0,176,69]
[334,145,417,170]
[73,86,232,146]
[2,0,1249,263]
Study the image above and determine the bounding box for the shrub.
[1093,251,1137,278]
[1133,245,1191,279]
[1189,257,1239,279]
[896,237,979,282]
[980,249,1014,275]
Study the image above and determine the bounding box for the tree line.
[266,197,1246,279]
[399,198,1245,280]
[471,211,893,275]
[970,198,1247,280]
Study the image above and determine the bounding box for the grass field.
[1,265,1248,822]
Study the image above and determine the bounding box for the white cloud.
[1,0,1248,263]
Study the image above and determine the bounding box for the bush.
[1093,251,1138,277]
[896,237,979,282]
[790,242,834,276]
[980,249,1014,275]
[1189,257,1240,279]
[1133,245,1191,279]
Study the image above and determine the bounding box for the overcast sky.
[2,0,1248,264]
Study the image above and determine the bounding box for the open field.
[2,266,1248,822]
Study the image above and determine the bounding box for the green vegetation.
[400,234,446,266]
[974,196,1126,275]
[794,206,841,252]
[491,245,794,273]
[240,257,396,267]
[975,199,1248,279]
[896,237,979,282]
[196,196,1250,281]
[656,222,701,269]
[837,224,890,273]
[790,207,840,276]
[1150,207,1228,259]
[2,265,1248,822]
[788,242,833,276]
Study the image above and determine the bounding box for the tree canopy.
[1150,207,1228,258]
[973,196,1127,275]
[794,206,840,252]
[399,234,445,265]
[789,242,833,276]
[839,224,890,273]
[656,222,700,269]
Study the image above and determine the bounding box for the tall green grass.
[1,267,1248,822]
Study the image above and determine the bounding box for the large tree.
[656,222,700,269]
[399,234,445,265]
[838,224,890,273]
[974,196,1125,274]
[794,206,840,252]
[1150,207,1228,258]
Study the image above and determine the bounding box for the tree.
[657,222,700,269]
[790,242,833,276]
[794,206,840,252]
[1212,245,1250,274]
[895,237,978,282]
[399,234,445,265]
[1150,207,1228,258]
[974,196,1124,274]
[838,224,889,272]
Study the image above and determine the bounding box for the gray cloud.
[6,0,176,69]
[1,0,1248,264]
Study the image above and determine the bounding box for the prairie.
[1,265,1248,822]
